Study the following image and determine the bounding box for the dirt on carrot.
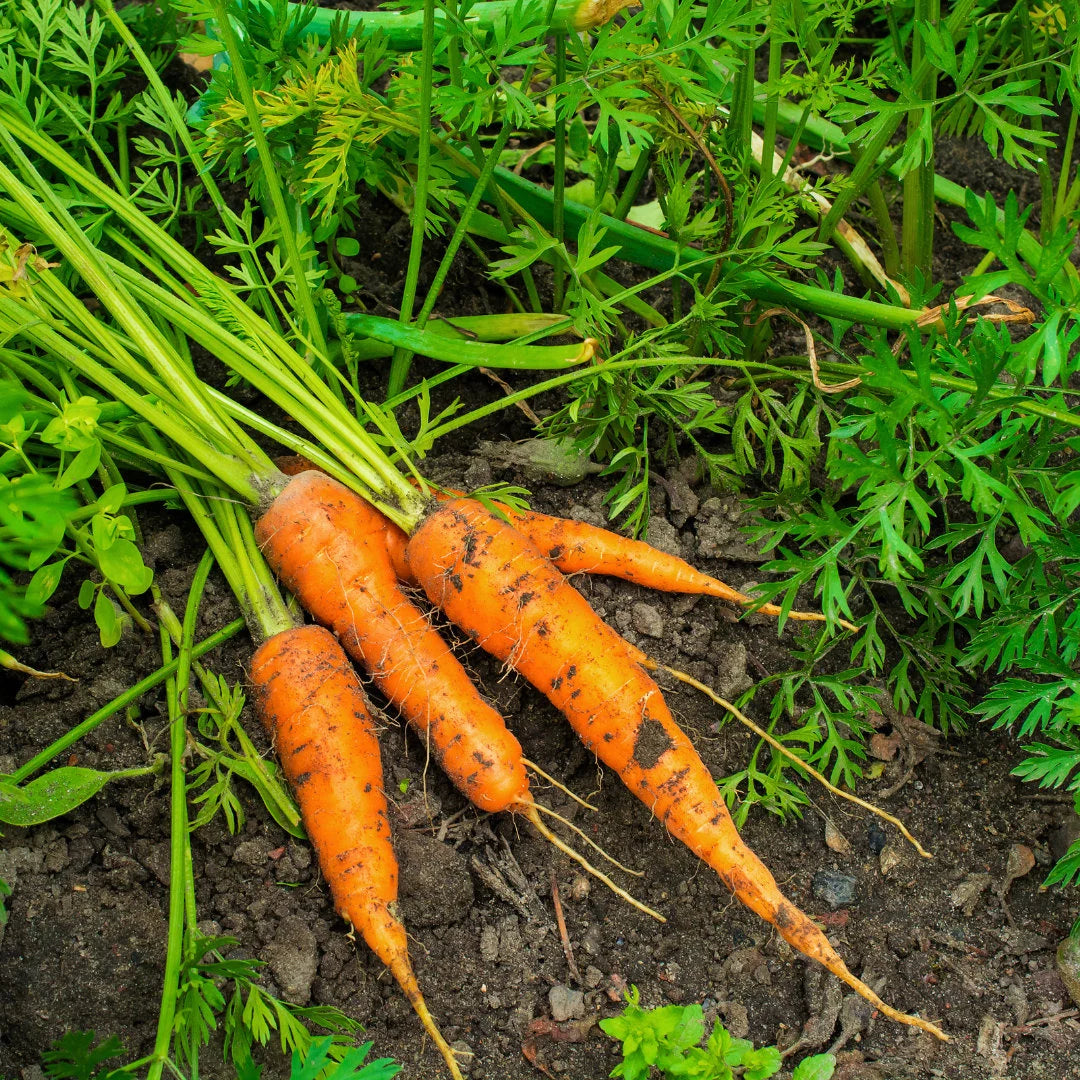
[406,498,946,1040]
[250,622,463,1078]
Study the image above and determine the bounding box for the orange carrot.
[255,471,529,814]
[275,456,851,631]
[256,472,661,918]
[406,499,946,1040]
[250,623,463,1079]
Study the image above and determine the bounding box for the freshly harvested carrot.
[274,455,852,631]
[492,507,860,632]
[250,623,463,1079]
[256,471,662,918]
[407,499,946,1040]
[255,470,529,814]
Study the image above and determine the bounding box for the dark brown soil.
[2,452,1079,1080]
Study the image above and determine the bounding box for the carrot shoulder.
[406,499,945,1040]
[250,623,463,1078]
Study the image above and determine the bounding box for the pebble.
[584,965,604,989]
[812,870,858,909]
[232,839,269,867]
[866,822,888,855]
[265,916,319,1005]
[631,603,665,638]
[1057,934,1080,1008]
[549,984,585,1022]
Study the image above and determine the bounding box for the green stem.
[901,0,939,282]
[818,0,977,242]
[388,0,436,398]
[95,0,281,329]
[759,7,783,187]
[553,31,568,310]
[1054,104,1078,222]
[11,619,245,784]
[1018,10,1054,241]
[147,549,213,1080]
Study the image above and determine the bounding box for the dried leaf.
[950,873,993,917]
[868,731,902,762]
[1002,843,1036,892]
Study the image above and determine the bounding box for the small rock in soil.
[1057,934,1080,1008]
[231,839,269,867]
[976,1014,1008,1075]
[265,916,318,1005]
[717,1001,749,1040]
[631,603,665,638]
[812,870,858,909]
[866,822,887,855]
[950,872,993,917]
[548,984,585,1022]
[878,843,903,875]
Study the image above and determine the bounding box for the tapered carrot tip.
[388,955,466,1079]
[832,963,948,1040]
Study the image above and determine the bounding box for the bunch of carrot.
[0,121,947,1078]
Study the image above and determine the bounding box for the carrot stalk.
[251,624,464,1079]
[407,499,946,1040]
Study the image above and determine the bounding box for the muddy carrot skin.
[273,456,851,629]
[255,471,530,814]
[406,499,945,1040]
[250,624,463,1078]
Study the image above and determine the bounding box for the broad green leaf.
[791,1054,836,1080]
[0,767,128,826]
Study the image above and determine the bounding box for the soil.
[3,436,1079,1080]
[2,39,1080,1080]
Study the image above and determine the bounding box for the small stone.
[451,1040,475,1076]
[570,874,590,901]
[976,1014,1008,1075]
[1057,934,1080,1008]
[265,916,318,1005]
[584,965,604,989]
[878,844,903,875]
[232,839,269,867]
[950,873,993,917]
[866,822,888,856]
[549,984,585,1022]
[631,603,665,638]
[812,870,858,909]
[718,1001,749,1040]
[480,925,500,963]
[824,820,851,856]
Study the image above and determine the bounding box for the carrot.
[256,471,662,918]
[275,455,852,631]
[255,470,529,814]
[275,454,414,581]
[492,507,860,632]
[250,623,464,1079]
[406,499,946,1040]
